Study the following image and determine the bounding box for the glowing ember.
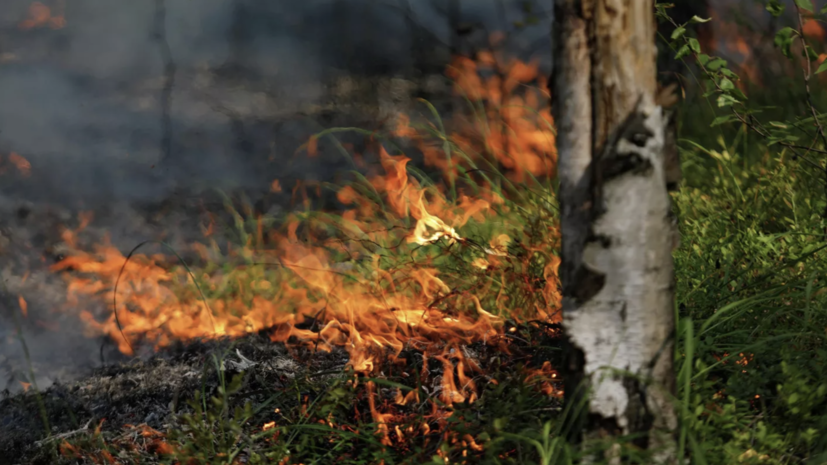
[524,361,563,398]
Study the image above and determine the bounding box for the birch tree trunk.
[551,0,679,462]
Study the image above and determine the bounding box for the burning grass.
[4,47,565,463]
[52,46,559,365]
[0,327,562,464]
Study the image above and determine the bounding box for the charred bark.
[551,0,678,462]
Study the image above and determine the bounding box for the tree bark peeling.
[552,0,678,461]
[569,103,677,457]
[591,0,658,149]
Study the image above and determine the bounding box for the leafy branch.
[657,1,827,217]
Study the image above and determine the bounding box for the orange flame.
[524,361,563,398]
[18,295,28,318]
[438,50,555,182]
[50,52,563,458]
[2,152,32,177]
[18,1,65,30]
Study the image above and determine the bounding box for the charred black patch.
[629,132,651,147]
[621,376,654,449]
[560,338,589,444]
[571,264,606,304]
[586,232,612,248]
[617,112,654,147]
[599,153,653,181]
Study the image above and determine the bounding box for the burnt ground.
[0,324,563,465]
[0,333,342,464]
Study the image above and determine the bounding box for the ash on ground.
[0,326,562,465]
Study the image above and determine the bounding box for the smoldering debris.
[0,327,562,465]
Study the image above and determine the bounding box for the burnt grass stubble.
[0,319,563,463]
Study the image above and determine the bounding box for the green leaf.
[655,4,671,20]
[795,0,814,12]
[671,26,686,40]
[767,0,785,16]
[706,58,727,71]
[675,44,691,60]
[688,38,701,53]
[816,60,827,74]
[711,115,738,127]
[774,27,797,58]
[717,94,738,107]
[690,15,712,23]
[719,77,735,91]
[697,53,710,65]
[732,87,747,101]
[804,45,820,62]
[822,4,827,14]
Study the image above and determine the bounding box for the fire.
[702,2,827,89]
[524,361,563,398]
[18,1,65,30]
[414,43,556,184]
[48,49,562,455]
[18,295,28,318]
[51,142,533,370]
[0,152,32,177]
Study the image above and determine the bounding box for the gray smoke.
[0,0,551,393]
[0,0,551,207]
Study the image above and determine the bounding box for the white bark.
[552,0,678,461]
[567,101,678,460]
